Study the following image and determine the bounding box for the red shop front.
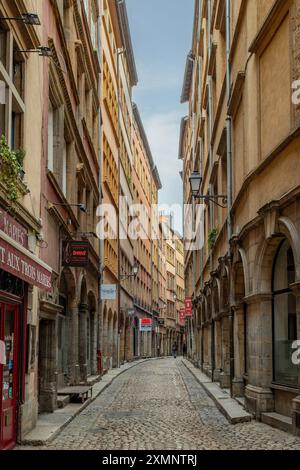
[0,210,52,450]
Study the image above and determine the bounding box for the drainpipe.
[97,0,104,376]
[207,0,215,382]
[225,0,234,396]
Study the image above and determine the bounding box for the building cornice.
[116,0,138,87]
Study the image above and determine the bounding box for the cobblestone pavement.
[19,358,300,450]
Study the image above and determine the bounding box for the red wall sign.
[62,241,89,267]
[185,297,193,317]
[179,308,186,324]
[0,237,52,292]
[0,209,28,248]
[140,318,152,332]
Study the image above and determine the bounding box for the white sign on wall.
[0,340,6,365]
[101,284,117,300]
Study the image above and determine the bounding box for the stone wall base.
[219,372,231,389]
[245,384,274,419]
[292,396,300,436]
[213,369,221,382]
[18,398,39,442]
[232,378,245,398]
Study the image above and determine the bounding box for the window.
[273,240,297,387]
[0,27,25,149]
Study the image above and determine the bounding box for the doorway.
[0,303,19,450]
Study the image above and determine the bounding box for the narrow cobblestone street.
[18,359,300,451]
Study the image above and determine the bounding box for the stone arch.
[254,217,300,294]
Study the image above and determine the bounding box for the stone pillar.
[232,304,245,397]
[78,304,88,383]
[244,294,274,419]
[38,319,57,412]
[213,319,222,382]
[291,283,300,436]
[220,313,231,388]
[112,323,118,368]
[69,304,80,384]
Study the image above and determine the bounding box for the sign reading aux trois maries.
[0,208,52,292]
[0,236,52,292]
[0,209,28,248]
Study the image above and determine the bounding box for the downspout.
[97,0,104,375]
[225,0,234,396]
[117,47,124,368]
[207,0,215,381]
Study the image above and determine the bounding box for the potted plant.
[208,228,218,249]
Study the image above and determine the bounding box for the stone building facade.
[38,0,101,412]
[181,0,300,435]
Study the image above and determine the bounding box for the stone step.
[57,395,70,409]
[261,412,293,434]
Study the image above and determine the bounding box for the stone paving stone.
[17,358,300,450]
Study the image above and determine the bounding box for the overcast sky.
[126,0,194,232]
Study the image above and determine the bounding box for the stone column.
[78,304,88,383]
[38,319,57,412]
[291,283,300,436]
[232,304,245,397]
[244,294,274,418]
[220,313,231,388]
[68,304,80,384]
[213,319,222,382]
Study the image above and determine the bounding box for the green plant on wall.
[208,228,218,249]
[0,135,25,202]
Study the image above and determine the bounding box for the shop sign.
[127,308,135,316]
[157,318,165,326]
[0,235,52,292]
[62,240,89,267]
[185,297,193,317]
[139,318,152,332]
[0,209,28,248]
[101,284,117,300]
[0,340,5,365]
[179,307,186,323]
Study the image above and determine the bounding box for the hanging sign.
[139,318,152,332]
[101,284,117,300]
[185,297,193,317]
[62,240,89,267]
[179,307,186,324]
[0,340,6,365]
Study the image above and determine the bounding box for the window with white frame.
[0,21,25,150]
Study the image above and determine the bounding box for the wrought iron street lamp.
[17,46,53,57]
[120,264,139,281]
[0,13,41,25]
[189,170,228,208]
[48,202,87,213]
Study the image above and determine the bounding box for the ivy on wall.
[0,135,25,202]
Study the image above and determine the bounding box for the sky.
[126,0,195,233]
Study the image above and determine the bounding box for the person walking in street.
[182,343,187,357]
[172,342,178,359]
